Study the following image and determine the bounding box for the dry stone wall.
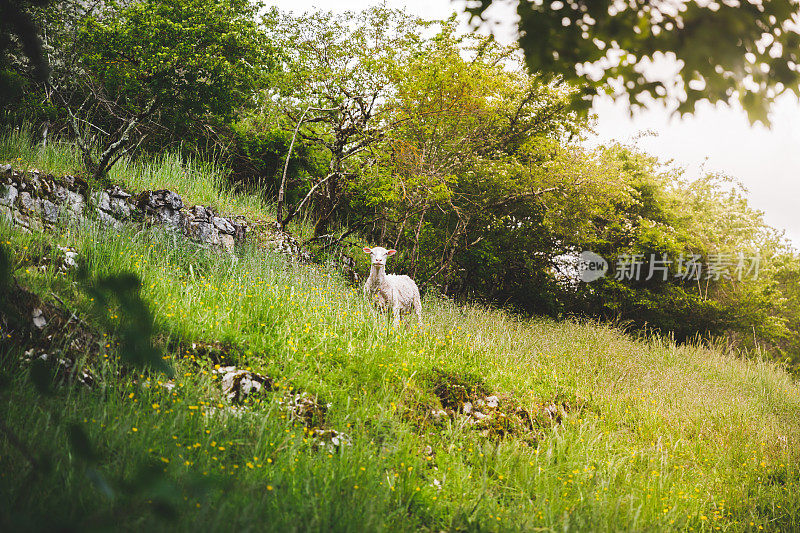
[0,165,309,260]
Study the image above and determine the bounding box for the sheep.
[363,246,423,327]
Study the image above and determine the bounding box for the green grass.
[2,133,800,531]
[0,126,272,220]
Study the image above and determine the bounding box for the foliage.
[228,115,329,197]
[81,269,172,375]
[0,235,183,529]
[466,0,800,124]
[0,0,53,120]
[551,145,796,351]
[338,22,590,309]
[5,0,800,358]
[25,0,276,179]
[3,9,800,529]
[75,0,270,140]
[261,7,431,235]
[773,256,800,366]
[350,91,798,357]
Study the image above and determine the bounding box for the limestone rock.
[1,167,291,257]
[32,308,46,329]
[14,210,41,230]
[41,199,59,224]
[108,196,131,219]
[90,191,111,212]
[219,233,235,252]
[108,185,131,199]
[310,428,351,451]
[137,189,184,226]
[18,191,38,214]
[279,391,329,427]
[66,191,84,213]
[95,209,120,227]
[212,216,235,234]
[58,246,78,269]
[0,183,18,207]
[219,367,274,403]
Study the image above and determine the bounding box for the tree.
[263,7,426,234]
[356,24,586,286]
[548,144,794,350]
[772,256,800,369]
[466,0,800,124]
[48,0,272,180]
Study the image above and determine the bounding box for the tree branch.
[277,105,337,228]
[91,97,157,180]
[281,172,336,229]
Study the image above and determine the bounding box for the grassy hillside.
[2,136,800,531]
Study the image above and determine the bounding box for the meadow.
[1,133,799,531]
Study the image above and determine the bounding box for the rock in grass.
[219,367,274,403]
[0,183,18,206]
[32,308,46,329]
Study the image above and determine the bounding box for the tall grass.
[0,124,84,175]
[2,134,800,531]
[0,125,274,219]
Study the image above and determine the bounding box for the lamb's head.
[363,246,396,268]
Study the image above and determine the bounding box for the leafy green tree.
[228,116,329,199]
[349,23,587,294]
[0,0,51,82]
[466,0,800,123]
[772,256,800,370]
[262,7,427,234]
[49,0,273,180]
[558,145,793,351]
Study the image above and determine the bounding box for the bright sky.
[263,0,800,249]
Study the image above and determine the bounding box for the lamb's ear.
[363,247,372,254]
[387,249,397,256]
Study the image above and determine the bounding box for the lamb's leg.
[414,297,423,327]
[392,306,401,329]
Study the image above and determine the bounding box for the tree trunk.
[313,156,341,237]
[410,202,428,277]
[379,214,387,243]
[57,85,157,182]
[438,216,469,293]
[277,105,320,229]
[282,172,336,230]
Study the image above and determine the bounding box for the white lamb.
[363,246,423,327]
